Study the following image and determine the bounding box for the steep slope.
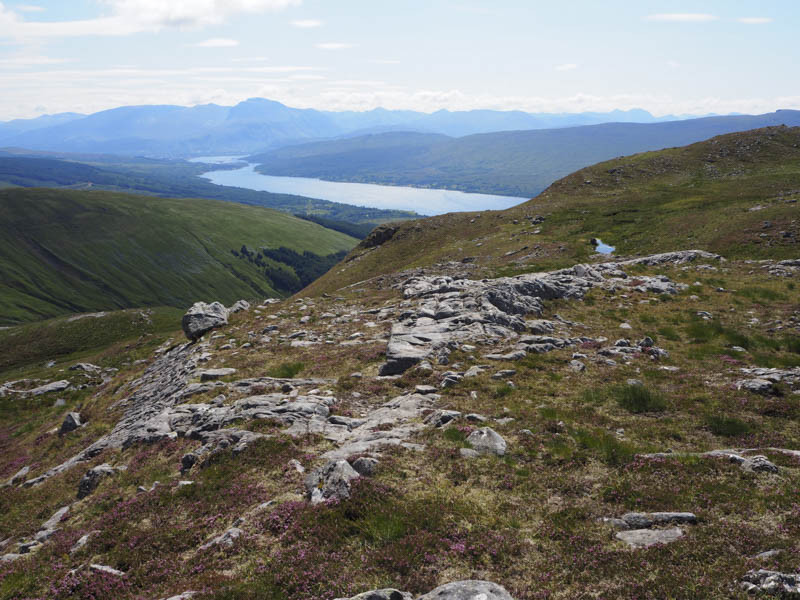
[306,126,800,296]
[0,188,357,324]
[250,110,800,196]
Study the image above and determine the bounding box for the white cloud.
[737,17,772,24]
[231,56,270,62]
[16,4,43,12]
[644,13,718,23]
[290,19,322,28]
[369,59,400,65]
[315,42,356,50]
[0,0,300,39]
[0,54,71,66]
[555,63,577,71]
[666,60,680,69]
[194,38,239,48]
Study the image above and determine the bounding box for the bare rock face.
[181,302,228,341]
[304,459,360,504]
[418,580,516,600]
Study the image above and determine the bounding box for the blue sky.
[0,0,797,120]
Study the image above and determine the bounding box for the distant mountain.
[0,98,706,157]
[0,112,85,140]
[249,110,800,197]
[0,188,358,324]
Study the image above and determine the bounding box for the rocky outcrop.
[378,255,693,375]
[338,581,514,600]
[741,569,800,595]
[182,302,228,341]
[77,464,118,499]
[466,427,507,456]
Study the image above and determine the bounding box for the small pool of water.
[591,238,615,254]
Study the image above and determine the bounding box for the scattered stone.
[351,457,379,477]
[182,302,228,341]
[466,428,507,456]
[335,590,412,600]
[569,360,586,372]
[427,410,461,427]
[70,532,96,554]
[305,459,360,504]
[741,569,800,595]
[737,378,775,395]
[414,385,438,395]
[59,412,83,435]
[229,300,250,314]
[77,464,117,499]
[30,380,70,396]
[89,564,126,577]
[742,455,779,474]
[6,465,30,486]
[616,527,684,548]
[199,527,243,551]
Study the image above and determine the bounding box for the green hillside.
[0,188,357,324]
[0,154,418,225]
[250,110,800,197]
[307,126,800,295]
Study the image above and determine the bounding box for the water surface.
[192,156,526,216]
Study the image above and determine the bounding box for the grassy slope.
[0,188,357,324]
[306,126,800,296]
[250,111,800,196]
[0,154,419,225]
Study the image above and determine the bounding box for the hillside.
[0,154,417,226]
[306,126,800,296]
[250,110,800,197]
[1,129,799,600]
[0,188,357,324]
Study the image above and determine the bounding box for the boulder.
[305,459,360,504]
[351,457,379,477]
[466,428,507,456]
[418,580,516,600]
[742,455,779,474]
[335,590,411,600]
[229,300,251,314]
[182,302,229,341]
[198,368,237,382]
[740,569,800,595]
[77,464,117,499]
[59,412,83,435]
[199,527,243,551]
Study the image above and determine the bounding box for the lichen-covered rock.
[742,455,779,474]
[418,580,516,600]
[228,300,251,314]
[335,590,412,600]
[77,464,117,499]
[740,569,800,595]
[466,427,507,456]
[616,527,684,548]
[182,302,228,341]
[305,459,360,504]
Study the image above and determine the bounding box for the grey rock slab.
[335,590,412,600]
[182,302,228,341]
[199,368,237,381]
[742,455,779,473]
[30,380,70,396]
[199,527,243,551]
[736,378,775,395]
[7,465,30,486]
[417,580,516,600]
[41,505,70,530]
[89,564,126,577]
[466,427,507,456]
[615,527,684,548]
[305,459,360,504]
[229,300,250,314]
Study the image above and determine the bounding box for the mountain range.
[0,99,708,157]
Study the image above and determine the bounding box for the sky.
[0,0,798,120]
